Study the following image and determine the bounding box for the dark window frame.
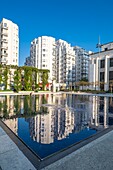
[109,71,113,81]
[100,59,105,68]
[100,72,105,82]
[110,58,113,67]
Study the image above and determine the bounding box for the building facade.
[56,39,76,89]
[30,36,56,82]
[89,42,113,91]
[74,46,90,82]
[24,56,31,66]
[27,36,90,90]
[0,18,19,65]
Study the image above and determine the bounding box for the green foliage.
[0,68,3,85]
[13,69,22,92]
[0,65,49,91]
[80,78,88,82]
[13,96,21,115]
[42,71,48,90]
[2,97,8,118]
[2,67,8,90]
[23,68,33,91]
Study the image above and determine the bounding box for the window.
[110,58,113,67]
[4,23,7,27]
[94,59,96,64]
[43,49,45,52]
[100,72,104,82]
[100,60,105,68]
[105,48,108,51]
[109,71,113,80]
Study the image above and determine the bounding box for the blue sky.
[0,0,113,66]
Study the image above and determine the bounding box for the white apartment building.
[0,18,19,65]
[24,56,31,66]
[30,36,56,82]
[74,46,90,82]
[89,42,113,91]
[56,39,76,89]
[28,36,91,90]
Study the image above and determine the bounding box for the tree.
[2,66,8,90]
[79,81,85,90]
[42,71,49,90]
[0,66,3,86]
[75,82,80,90]
[0,65,49,91]
[100,81,105,91]
[13,69,22,92]
[95,81,99,90]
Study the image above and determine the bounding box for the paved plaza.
[0,127,36,170]
[0,126,113,170]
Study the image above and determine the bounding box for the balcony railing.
[1,31,8,37]
[1,39,8,43]
[1,45,8,50]
[0,58,7,63]
[0,51,8,56]
[1,26,8,30]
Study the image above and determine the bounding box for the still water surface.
[0,94,113,159]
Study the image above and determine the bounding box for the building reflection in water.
[91,96,112,129]
[1,94,113,144]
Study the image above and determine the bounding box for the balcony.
[52,57,56,61]
[1,45,8,50]
[1,26,8,30]
[1,31,8,37]
[0,58,7,64]
[0,51,8,56]
[1,39,8,43]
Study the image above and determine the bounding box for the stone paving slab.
[0,134,17,154]
[0,128,36,170]
[0,127,6,137]
[42,130,113,170]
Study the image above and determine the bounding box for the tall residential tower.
[74,46,90,82]
[27,36,90,90]
[30,36,56,82]
[56,39,76,89]
[0,18,19,65]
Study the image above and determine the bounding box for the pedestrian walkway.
[0,127,36,170]
[42,130,113,170]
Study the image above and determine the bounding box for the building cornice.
[101,41,113,46]
[90,48,113,56]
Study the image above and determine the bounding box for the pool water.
[1,94,113,159]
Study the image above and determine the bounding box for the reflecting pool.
[0,94,113,159]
